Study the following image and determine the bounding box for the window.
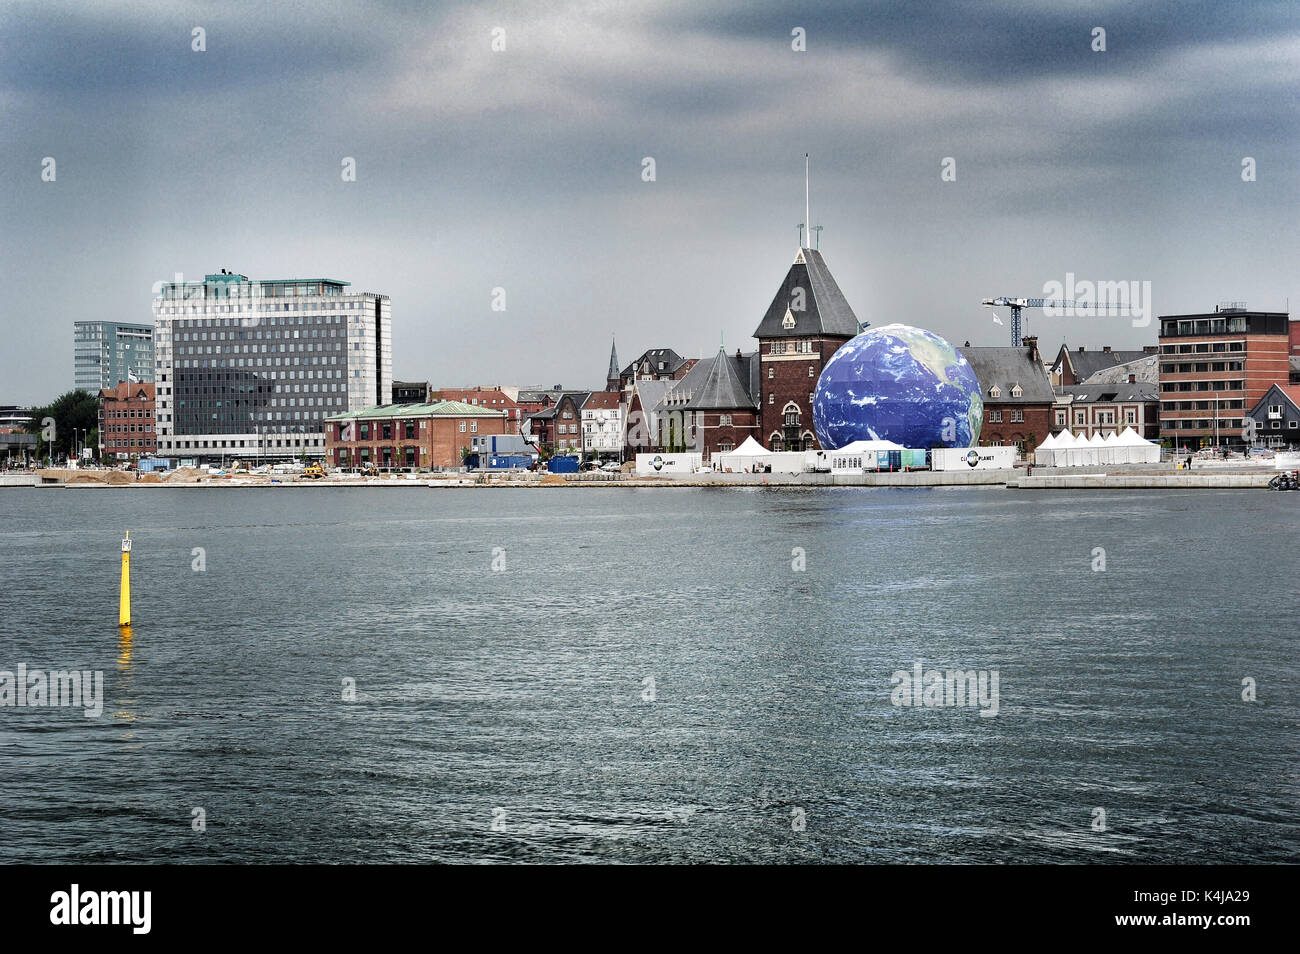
[1011,409,1024,423]
[988,385,1001,398]
[1010,385,1023,398]
[1055,411,1067,425]
[1075,411,1085,424]
[988,410,1002,423]
[1125,410,1136,424]
[458,421,466,432]
[769,393,774,404]
[808,365,815,377]
[768,366,774,379]
[719,414,732,426]
[470,422,477,433]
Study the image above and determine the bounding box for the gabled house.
[958,336,1055,454]
[654,347,760,458]
[1246,383,1300,448]
[753,247,861,450]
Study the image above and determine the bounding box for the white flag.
[992,315,1003,326]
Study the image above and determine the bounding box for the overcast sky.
[2,0,1297,402]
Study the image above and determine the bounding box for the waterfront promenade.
[7,463,1283,490]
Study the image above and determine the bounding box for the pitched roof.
[325,401,508,421]
[1056,382,1159,403]
[629,378,676,413]
[622,348,689,378]
[1056,347,1151,381]
[607,338,619,381]
[958,346,1055,403]
[752,247,860,339]
[655,349,758,411]
[1078,353,1159,385]
[583,391,621,410]
[1248,383,1300,415]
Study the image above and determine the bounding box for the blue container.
[547,455,579,474]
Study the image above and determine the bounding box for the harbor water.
[0,486,1295,863]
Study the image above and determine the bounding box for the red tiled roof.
[583,391,621,410]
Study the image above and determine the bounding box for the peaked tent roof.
[753,247,861,339]
[721,435,769,457]
[658,348,758,411]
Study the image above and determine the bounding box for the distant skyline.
[2,0,1297,403]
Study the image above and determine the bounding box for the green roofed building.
[323,401,512,470]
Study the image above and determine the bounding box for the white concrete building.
[581,391,624,458]
[152,272,391,462]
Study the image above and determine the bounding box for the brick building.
[1053,382,1161,440]
[617,349,696,392]
[753,248,860,450]
[1158,306,1291,450]
[654,348,760,457]
[958,337,1054,454]
[99,382,157,461]
[324,401,510,470]
[432,386,525,427]
[551,392,591,455]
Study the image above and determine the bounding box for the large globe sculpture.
[813,323,983,450]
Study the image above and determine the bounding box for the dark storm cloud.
[0,0,1297,403]
[664,0,1300,82]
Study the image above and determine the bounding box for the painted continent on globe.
[813,323,983,450]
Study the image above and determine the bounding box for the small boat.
[1267,471,1299,491]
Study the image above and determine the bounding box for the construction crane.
[981,297,1131,347]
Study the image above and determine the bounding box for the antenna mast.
[804,153,810,249]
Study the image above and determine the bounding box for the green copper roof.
[325,401,508,421]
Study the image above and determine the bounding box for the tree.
[25,390,99,463]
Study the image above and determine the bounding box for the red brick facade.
[758,336,849,450]
[325,405,511,469]
[980,404,1052,450]
[99,382,156,460]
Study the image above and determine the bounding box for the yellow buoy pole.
[119,531,132,627]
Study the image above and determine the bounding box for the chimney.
[1128,374,1136,383]
[1023,335,1040,362]
[735,348,742,359]
[1142,345,1158,353]
[963,340,971,348]
[1102,346,1112,353]
[1077,346,1085,353]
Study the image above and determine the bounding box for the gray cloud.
[1,0,1297,403]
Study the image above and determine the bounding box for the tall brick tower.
[753,247,861,450]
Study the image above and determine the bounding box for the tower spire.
[606,334,620,391]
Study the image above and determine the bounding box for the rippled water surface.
[0,486,1296,863]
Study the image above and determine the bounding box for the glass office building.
[73,321,155,391]
[152,272,391,462]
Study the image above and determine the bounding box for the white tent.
[717,435,806,473]
[727,435,768,456]
[1115,426,1161,463]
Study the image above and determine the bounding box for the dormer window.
[782,309,796,330]
[988,385,1001,398]
[1010,385,1023,398]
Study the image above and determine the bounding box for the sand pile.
[103,470,134,484]
[138,473,162,483]
[539,474,567,486]
[65,472,105,484]
[164,467,203,482]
